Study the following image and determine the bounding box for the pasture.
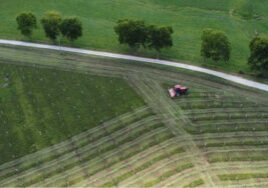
[0,44,267,187]
[1,0,268,74]
[0,47,144,164]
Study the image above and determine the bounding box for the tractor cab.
[168,85,188,98]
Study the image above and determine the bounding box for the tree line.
[114,19,173,58]
[16,11,82,44]
[16,13,267,76]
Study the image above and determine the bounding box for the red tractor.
[168,85,188,98]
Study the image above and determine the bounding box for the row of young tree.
[16,12,82,44]
[200,29,267,75]
[115,19,267,75]
[114,19,173,58]
[16,13,267,76]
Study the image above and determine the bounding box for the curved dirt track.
[0,39,267,92]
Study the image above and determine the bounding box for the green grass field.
[0,56,144,164]
[1,0,268,75]
[0,44,268,187]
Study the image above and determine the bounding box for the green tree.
[60,17,82,45]
[201,29,231,63]
[41,11,62,43]
[248,37,268,76]
[147,25,173,58]
[16,12,37,38]
[114,19,148,50]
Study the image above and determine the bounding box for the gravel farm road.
[0,39,268,92]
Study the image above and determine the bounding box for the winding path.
[0,39,268,92]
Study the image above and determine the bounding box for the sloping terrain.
[0,45,267,187]
[0,50,144,165]
[1,0,268,74]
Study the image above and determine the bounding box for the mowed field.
[1,0,268,74]
[0,48,145,165]
[0,45,268,187]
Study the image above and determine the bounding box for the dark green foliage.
[248,37,268,76]
[114,18,173,56]
[147,25,173,56]
[201,29,231,63]
[60,17,82,44]
[41,11,62,42]
[114,19,148,49]
[16,12,37,38]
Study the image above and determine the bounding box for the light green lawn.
[0,60,144,164]
[0,0,268,74]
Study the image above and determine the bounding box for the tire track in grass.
[149,79,218,186]
[183,179,205,187]
[1,119,163,186]
[218,173,268,181]
[19,126,169,187]
[40,129,174,187]
[124,77,216,186]
[0,114,158,183]
[62,136,177,187]
[143,163,194,187]
[25,131,268,187]
[77,133,268,186]
[166,163,268,187]
[123,148,268,187]
[100,147,185,187]
[0,106,150,175]
[0,44,268,186]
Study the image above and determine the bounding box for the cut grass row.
[209,156,268,163]
[16,125,170,187]
[183,179,205,187]
[184,108,268,115]
[199,141,268,148]
[189,112,268,122]
[1,45,268,186]
[143,163,194,187]
[64,137,179,187]
[184,124,268,134]
[101,147,185,187]
[0,111,156,178]
[1,119,164,186]
[49,131,175,187]
[0,108,154,180]
[4,120,266,187]
[179,101,261,110]
[63,133,268,186]
[218,173,268,181]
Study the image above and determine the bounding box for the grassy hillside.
[0,56,144,164]
[0,45,267,187]
[0,0,268,75]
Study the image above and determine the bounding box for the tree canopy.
[41,11,62,42]
[16,12,37,38]
[60,17,82,44]
[248,36,268,76]
[147,25,173,54]
[114,19,148,49]
[201,29,231,63]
